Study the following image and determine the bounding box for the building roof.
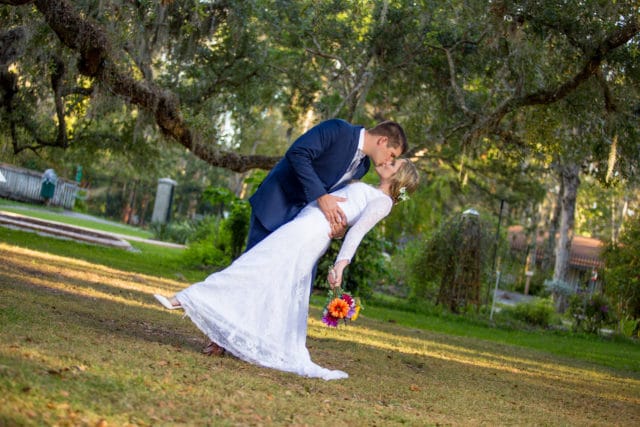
[508,225,604,269]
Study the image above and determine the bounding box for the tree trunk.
[524,205,542,295]
[553,162,581,310]
[542,180,562,273]
[138,192,151,226]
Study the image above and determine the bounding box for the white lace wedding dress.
[176,182,392,380]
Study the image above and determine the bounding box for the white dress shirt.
[331,129,365,190]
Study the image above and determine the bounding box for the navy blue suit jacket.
[249,119,370,232]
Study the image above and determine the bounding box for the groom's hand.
[317,194,347,237]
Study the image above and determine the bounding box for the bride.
[154,159,419,380]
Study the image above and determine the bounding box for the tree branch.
[443,47,477,119]
[50,56,69,149]
[462,18,640,145]
[28,0,279,172]
[595,68,617,113]
[0,0,33,5]
[61,86,94,97]
[520,20,638,107]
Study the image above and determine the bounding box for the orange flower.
[327,298,350,319]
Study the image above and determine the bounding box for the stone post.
[151,178,177,224]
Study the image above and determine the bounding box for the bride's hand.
[327,260,348,289]
[329,222,347,239]
[327,266,339,288]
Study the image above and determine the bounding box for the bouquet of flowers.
[322,287,361,327]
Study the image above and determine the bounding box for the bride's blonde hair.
[389,160,420,204]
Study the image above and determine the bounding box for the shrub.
[220,200,250,259]
[182,238,230,270]
[568,292,616,334]
[314,228,392,298]
[179,186,251,270]
[150,220,197,244]
[602,219,640,335]
[398,238,439,301]
[180,216,229,269]
[406,211,495,312]
[513,273,546,296]
[502,299,555,328]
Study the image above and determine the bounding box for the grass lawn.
[1,228,639,425]
[355,300,640,374]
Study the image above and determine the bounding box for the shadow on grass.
[2,241,640,426]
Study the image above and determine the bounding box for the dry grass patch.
[1,242,639,426]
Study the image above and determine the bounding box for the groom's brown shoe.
[202,341,225,356]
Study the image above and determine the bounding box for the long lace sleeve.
[335,196,393,264]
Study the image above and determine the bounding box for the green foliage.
[149,220,197,244]
[180,216,230,270]
[202,186,236,206]
[221,200,251,259]
[397,238,438,301]
[499,299,556,329]
[543,278,575,313]
[314,228,392,299]
[203,185,251,259]
[181,186,251,269]
[602,218,640,328]
[511,271,547,297]
[574,177,626,239]
[408,210,496,312]
[568,292,616,334]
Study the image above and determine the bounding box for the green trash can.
[40,169,57,203]
[40,181,55,199]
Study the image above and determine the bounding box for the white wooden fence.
[0,163,78,209]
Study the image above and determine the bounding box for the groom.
[246,118,408,251]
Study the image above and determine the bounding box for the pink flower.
[341,293,354,307]
[322,313,339,327]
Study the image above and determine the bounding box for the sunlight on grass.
[309,320,640,405]
[0,242,185,296]
[5,240,639,398]
[2,241,639,426]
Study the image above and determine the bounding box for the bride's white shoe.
[154,294,182,310]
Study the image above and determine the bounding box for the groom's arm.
[285,119,344,202]
[286,119,350,229]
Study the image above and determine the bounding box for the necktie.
[345,152,364,176]
[332,151,364,190]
